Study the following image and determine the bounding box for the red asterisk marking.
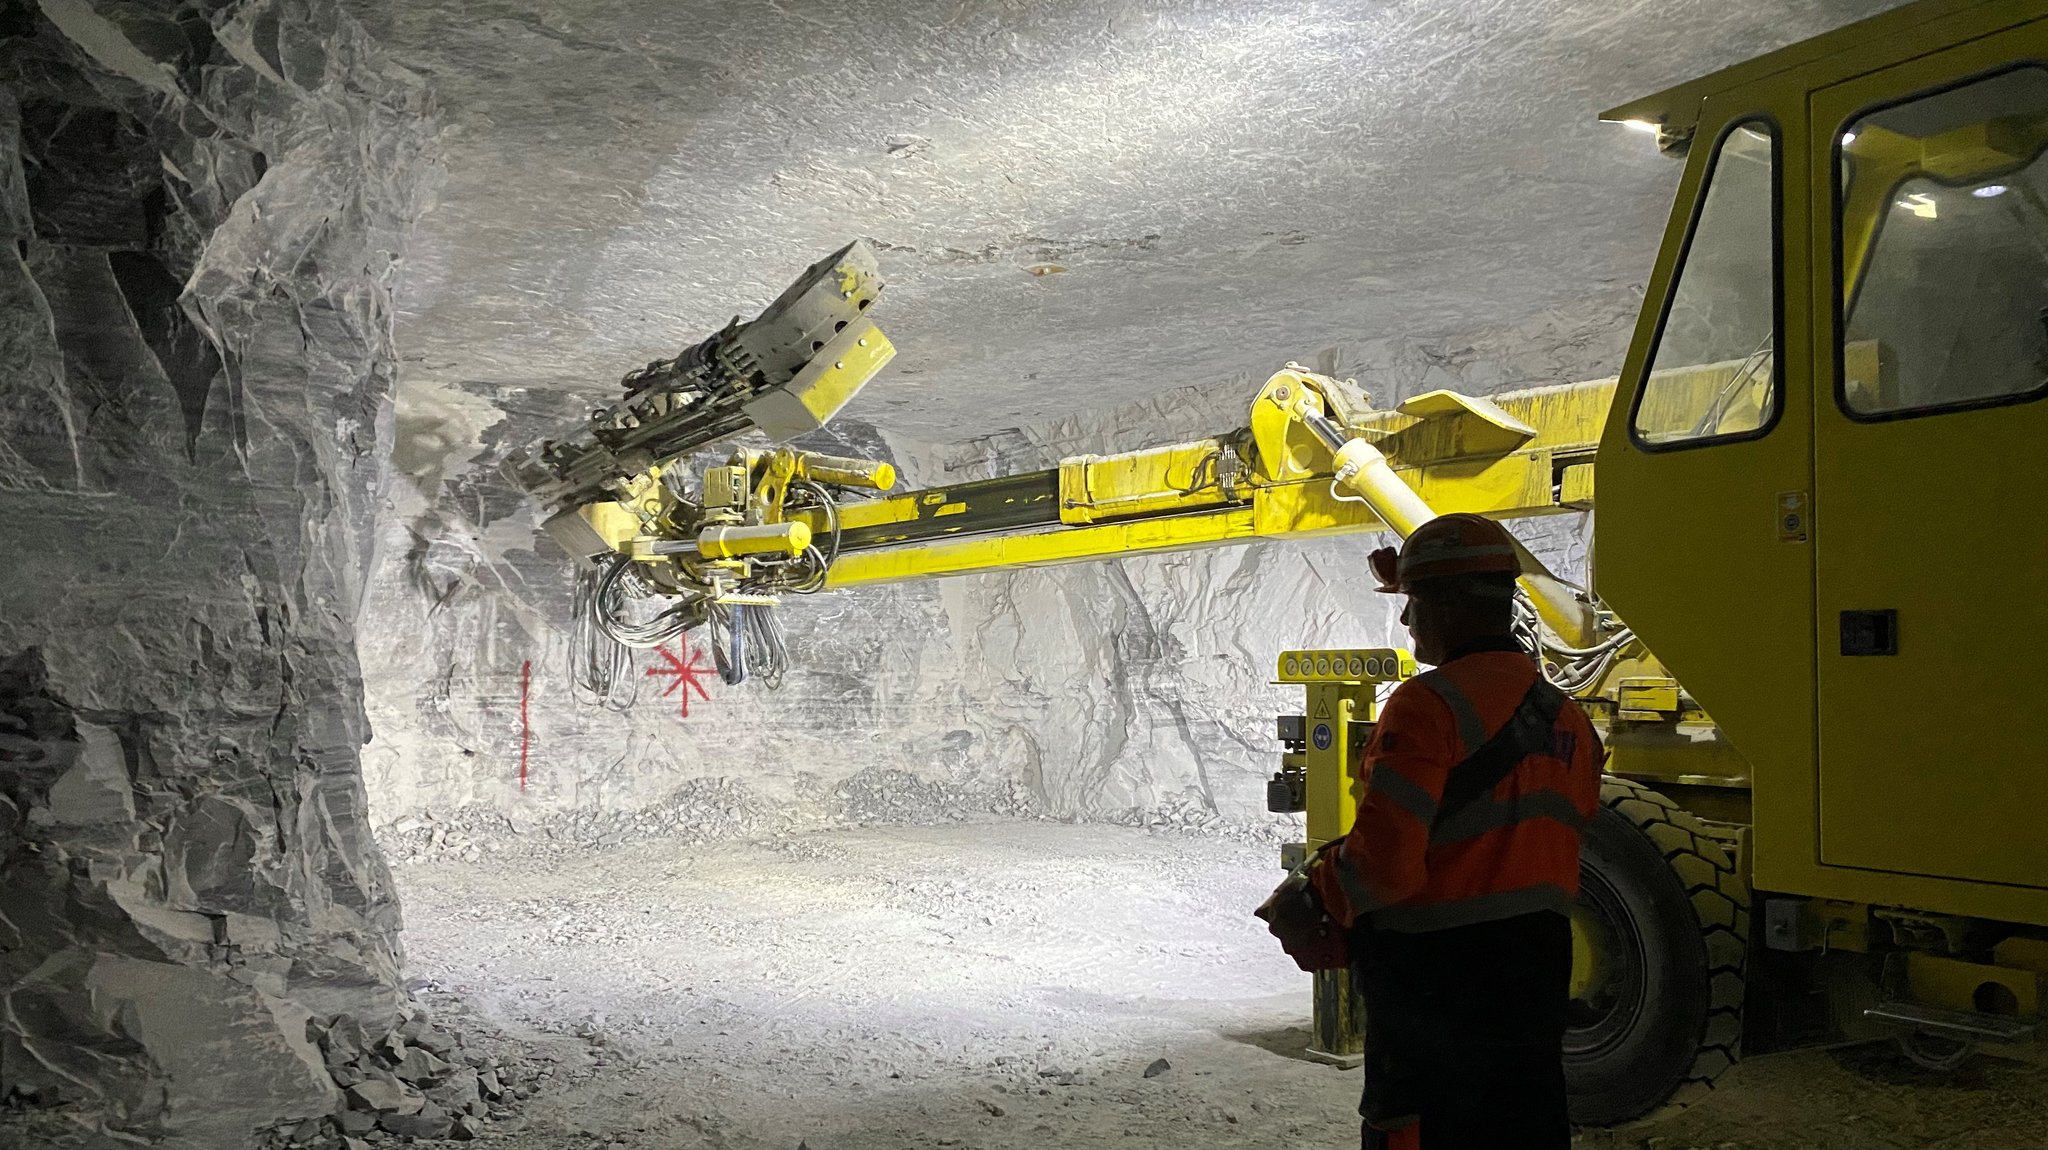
[645,641,715,718]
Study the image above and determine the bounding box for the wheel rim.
[1900,1032,1978,1071]
[1565,866,1647,1057]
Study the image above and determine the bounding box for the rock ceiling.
[350,0,1905,441]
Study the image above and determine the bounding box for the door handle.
[1839,609,1898,656]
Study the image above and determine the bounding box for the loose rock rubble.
[253,1007,540,1149]
[372,778,771,865]
[823,768,1039,827]
[1105,789,1296,843]
[370,768,1311,879]
[373,771,1056,868]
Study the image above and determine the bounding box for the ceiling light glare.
[1974,184,2010,198]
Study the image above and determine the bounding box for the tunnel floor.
[393,822,2048,1149]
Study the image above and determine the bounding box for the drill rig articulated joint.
[504,241,904,687]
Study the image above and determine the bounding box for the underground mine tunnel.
[7,0,2048,1147]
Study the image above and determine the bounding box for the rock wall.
[358,392,1034,853]
[0,2,432,1145]
[357,287,1634,847]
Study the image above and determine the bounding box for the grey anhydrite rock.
[394,1045,452,1083]
[403,1016,457,1055]
[34,722,134,826]
[346,1078,424,1116]
[376,1029,410,1066]
[0,0,435,1146]
[430,1067,480,1110]
[380,1102,454,1139]
[321,1016,369,1067]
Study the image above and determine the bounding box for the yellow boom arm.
[807,366,1609,651]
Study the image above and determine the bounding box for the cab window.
[1838,67,2048,418]
[1632,120,1779,447]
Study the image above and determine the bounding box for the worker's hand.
[1368,545,1401,593]
[1255,867,1350,972]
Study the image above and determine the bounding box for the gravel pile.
[823,767,1038,825]
[374,776,775,863]
[1104,789,1297,844]
[253,1004,554,1149]
[376,769,1298,874]
[378,770,1055,864]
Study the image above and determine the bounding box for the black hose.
[725,604,748,685]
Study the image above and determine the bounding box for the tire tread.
[1595,777,1749,1119]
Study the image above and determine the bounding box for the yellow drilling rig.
[507,0,2048,1122]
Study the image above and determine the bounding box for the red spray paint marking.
[519,659,532,791]
[646,641,714,719]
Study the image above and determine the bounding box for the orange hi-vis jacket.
[1310,642,1604,934]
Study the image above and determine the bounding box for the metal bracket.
[1864,1002,2038,1045]
[1394,389,1539,457]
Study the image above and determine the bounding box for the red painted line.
[519,659,531,791]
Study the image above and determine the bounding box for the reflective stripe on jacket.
[1310,646,1603,934]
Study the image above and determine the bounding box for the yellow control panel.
[1276,647,1416,684]
[1271,645,1418,1068]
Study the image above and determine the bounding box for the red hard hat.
[1369,513,1521,593]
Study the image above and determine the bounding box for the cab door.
[1812,35,2048,887]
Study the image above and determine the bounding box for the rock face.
[355,294,1623,842]
[358,397,1030,843]
[0,2,432,1145]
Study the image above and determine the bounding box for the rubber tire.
[1565,777,1749,1126]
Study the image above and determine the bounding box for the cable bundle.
[1517,591,1636,694]
[569,562,640,710]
